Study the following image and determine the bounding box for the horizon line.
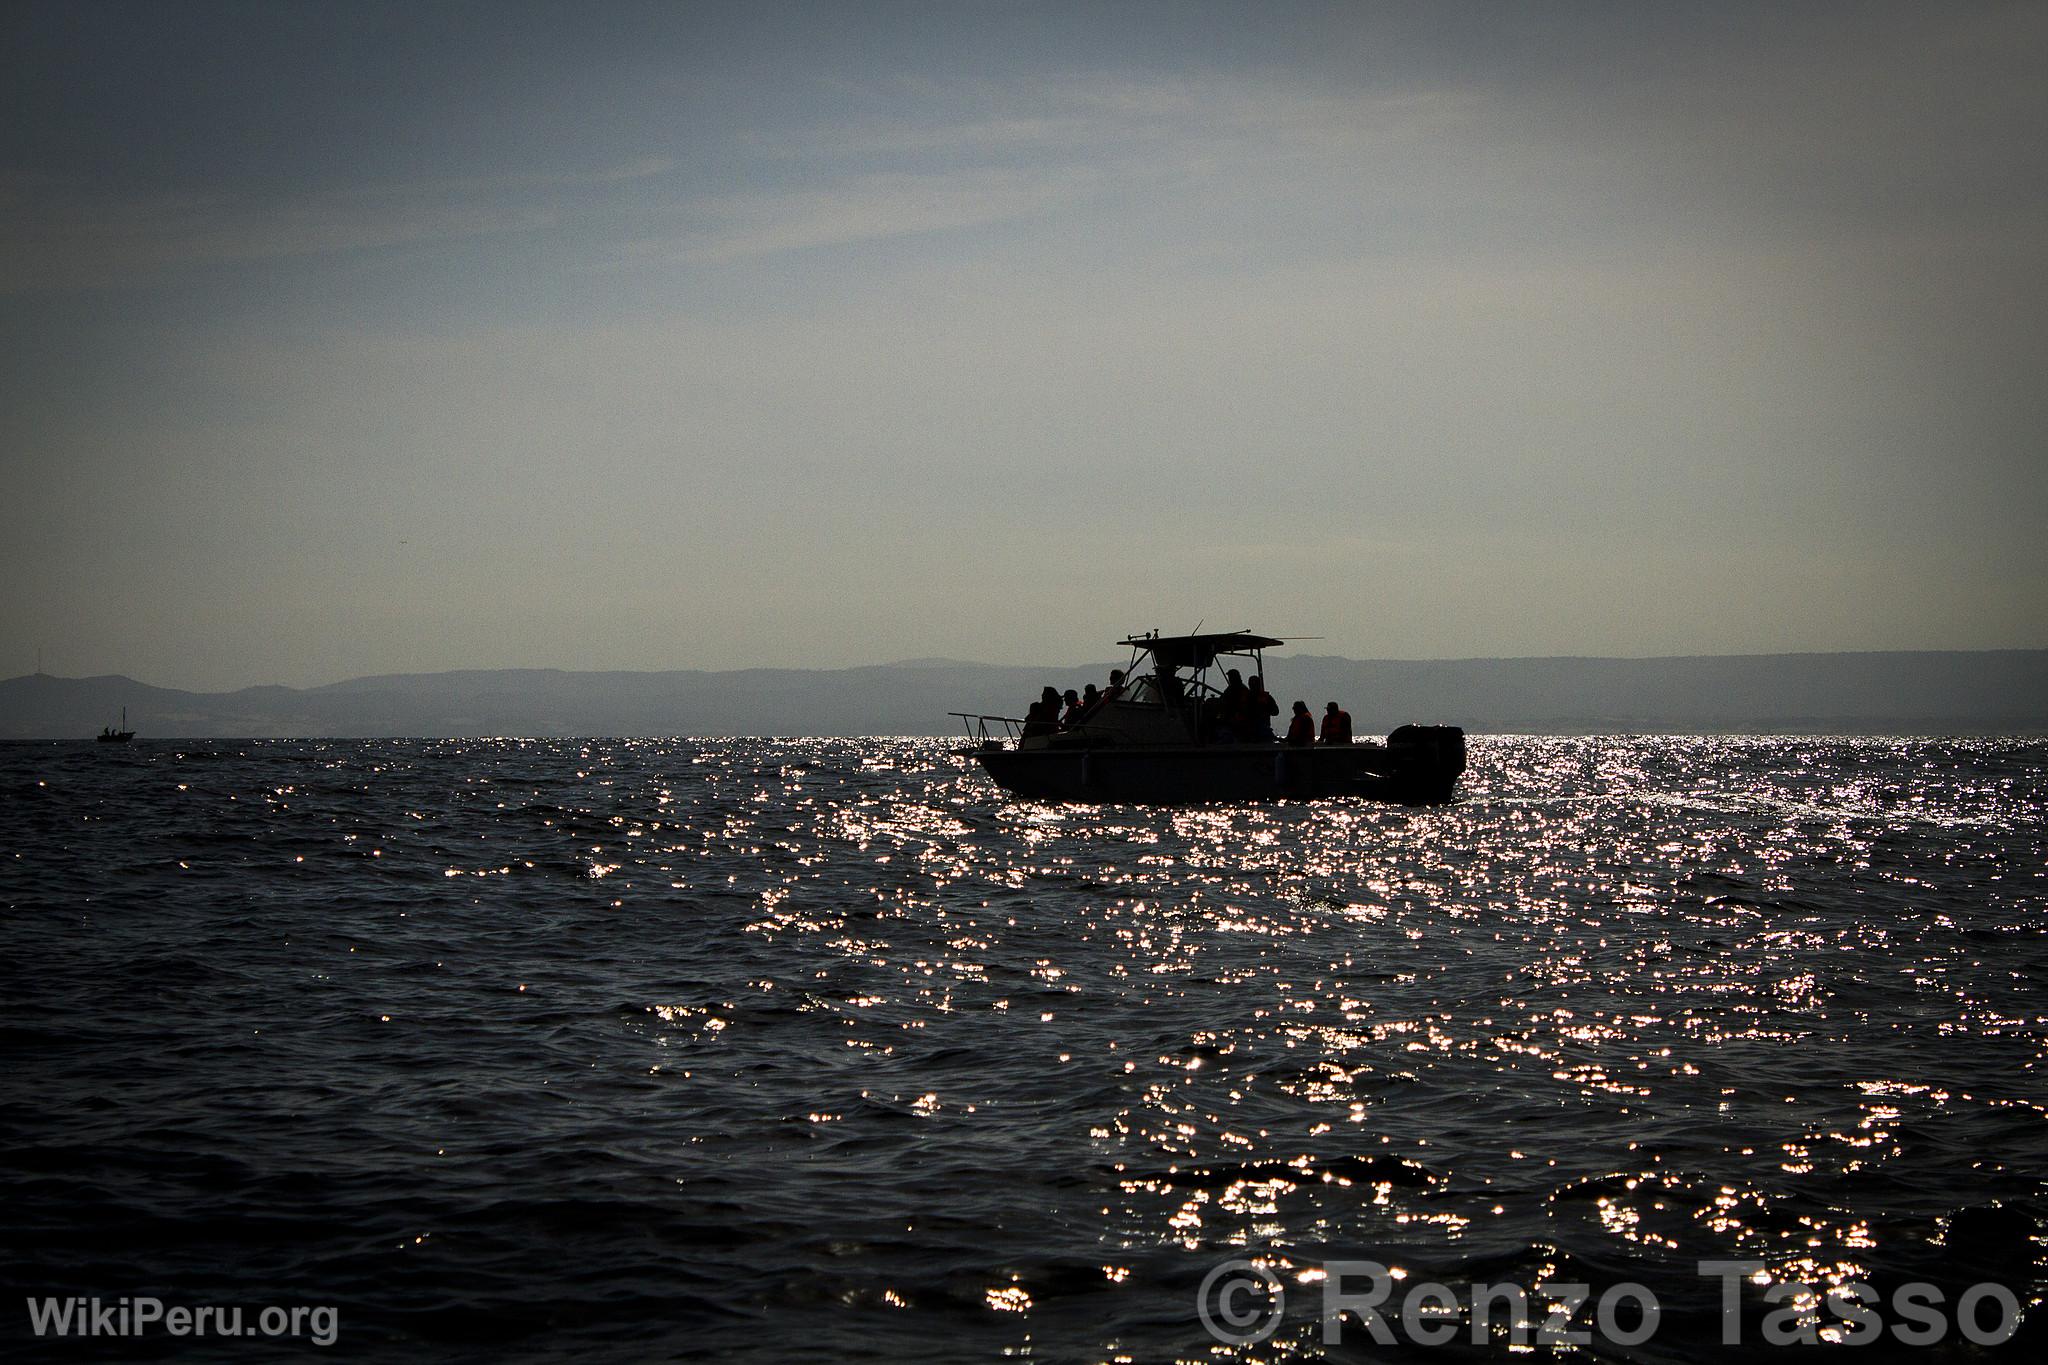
[9,643,2048,695]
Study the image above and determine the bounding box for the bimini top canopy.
[1119,631,1285,673]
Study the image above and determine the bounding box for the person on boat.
[1061,689,1086,728]
[1097,671,1130,716]
[1244,675,1279,742]
[1021,687,1061,740]
[1320,701,1354,746]
[1069,682,1106,726]
[1285,700,1315,746]
[1208,668,1249,742]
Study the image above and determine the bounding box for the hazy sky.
[4,0,2044,690]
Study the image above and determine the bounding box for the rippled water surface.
[4,737,2045,1360]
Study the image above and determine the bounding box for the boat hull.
[970,729,1464,805]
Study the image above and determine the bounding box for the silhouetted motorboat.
[952,630,1465,804]
[97,707,134,743]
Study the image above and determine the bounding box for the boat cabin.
[957,630,1287,751]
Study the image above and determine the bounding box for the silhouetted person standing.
[1212,668,1248,742]
[1245,674,1278,742]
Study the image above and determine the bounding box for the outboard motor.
[1386,725,1466,805]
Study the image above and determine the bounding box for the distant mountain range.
[5,651,2044,739]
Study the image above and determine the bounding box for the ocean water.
[3,736,2044,1361]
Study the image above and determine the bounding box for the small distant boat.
[97,707,135,743]
[951,630,1466,804]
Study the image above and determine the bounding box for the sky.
[3,0,2044,690]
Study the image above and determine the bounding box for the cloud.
[610,164,1101,267]
[784,71,1480,172]
[589,72,1489,272]
[0,158,678,294]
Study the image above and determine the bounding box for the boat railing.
[950,711,1139,749]
[950,713,1024,747]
